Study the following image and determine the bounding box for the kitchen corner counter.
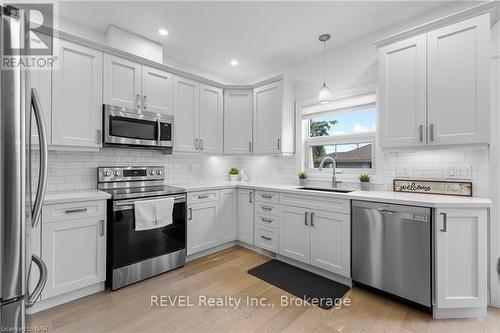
[175,182,492,208]
[43,190,111,205]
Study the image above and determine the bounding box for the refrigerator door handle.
[26,254,47,308]
[31,88,48,228]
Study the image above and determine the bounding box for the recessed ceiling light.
[230,59,238,66]
[158,29,168,36]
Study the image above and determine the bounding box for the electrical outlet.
[396,165,410,178]
[447,164,472,179]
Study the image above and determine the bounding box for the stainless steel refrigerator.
[1,5,48,330]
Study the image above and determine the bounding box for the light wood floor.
[28,246,500,333]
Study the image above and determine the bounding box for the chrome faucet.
[319,156,338,188]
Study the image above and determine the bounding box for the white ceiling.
[58,1,469,83]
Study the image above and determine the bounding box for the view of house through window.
[304,103,376,171]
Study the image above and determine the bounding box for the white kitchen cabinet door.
[427,14,490,145]
[435,208,487,309]
[199,84,223,154]
[187,201,220,255]
[103,54,141,110]
[42,217,106,299]
[30,65,52,145]
[224,90,253,154]
[220,188,237,243]
[253,81,282,154]
[173,75,199,153]
[279,205,310,264]
[141,65,173,114]
[378,34,427,148]
[52,40,102,148]
[237,189,254,245]
[310,210,350,277]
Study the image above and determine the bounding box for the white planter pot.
[360,182,371,191]
[298,179,307,186]
[230,175,238,182]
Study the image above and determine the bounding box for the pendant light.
[318,34,331,104]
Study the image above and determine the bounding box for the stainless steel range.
[97,166,187,290]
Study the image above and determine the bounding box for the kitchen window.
[301,92,377,175]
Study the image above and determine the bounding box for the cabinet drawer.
[43,200,105,223]
[255,214,279,229]
[188,190,219,204]
[255,191,279,203]
[255,202,280,217]
[254,225,278,252]
[280,192,350,215]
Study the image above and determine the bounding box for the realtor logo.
[2,2,56,69]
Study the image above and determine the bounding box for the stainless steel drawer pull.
[189,207,193,221]
[249,192,253,203]
[418,125,424,142]
[429,124,435,142]
[304,212,309,226]
[65,208,88,214]
[198,195,209,199]
[261,217,273,223]
[261,235,272,241]
[261,194,272,199]
[310,213,315,227]
[99,220,105,236]
[261,206,272,211]
[440,212,447,232]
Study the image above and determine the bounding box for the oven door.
[109,194,186,270]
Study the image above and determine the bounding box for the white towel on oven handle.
[134,197,174,231]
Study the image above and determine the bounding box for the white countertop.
[43,190,111,205]
[175,181,492,208]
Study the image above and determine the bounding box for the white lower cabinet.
[237,189,254,245]
[187,201,221,255]
[434,208,487,314]
[220,189,237,243]
[279,202,351,278]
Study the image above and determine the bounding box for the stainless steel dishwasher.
[352,200,431,307]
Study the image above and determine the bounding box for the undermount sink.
[296,187,353,193]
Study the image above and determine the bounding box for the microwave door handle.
[31,88,48,228]
[156,119,161,145]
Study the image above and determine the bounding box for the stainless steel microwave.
[103,104,173,152]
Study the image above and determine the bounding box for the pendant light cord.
[323,40,326,84]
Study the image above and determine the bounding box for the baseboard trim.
[433,306,487,319]
[26,282,104,314]
[187,241,238,261]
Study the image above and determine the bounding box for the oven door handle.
[113,195,187,211]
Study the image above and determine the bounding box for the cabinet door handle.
[200,138,204,151]
[143,95,148,109]
[248,141,252,152]
[440,212,447,232]
[261,235,272,241]
[99,220,105,236]
[198,195,209,199]
[418,125,424,142]
[429,124,435,142]
[249,192,253,203]
[65,207,87,214]
[304,212,309,226]
[261,217,273,223]
[310,212,315,227]
[195,138,199,150]
[277,138,281,151]
[136,94,141,109]
[261,194,272,199]
[188,207,193,221]
[261,206,272,211]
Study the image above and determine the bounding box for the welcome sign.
[393,179,473,197]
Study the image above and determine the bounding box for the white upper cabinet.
[104,54,173,114]
[378,13,490,148]
[103,54,141,110]
[173,75,199,152]
[52,39,102,148]
[378,35,427,148]
[141,65,173,114]
[427,14,490,145]
[253,81,282,154]
[199,84,223,154]
[173,76,223,154]
[224,90,253,155]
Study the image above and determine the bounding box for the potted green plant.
[298,171,307,186]
[359,173,371,191]
[229,167,239,182]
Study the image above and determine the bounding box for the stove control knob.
[149,170,155,176]
[113,170,120,176]
[104,170,112,177]
[156,170,162,175]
